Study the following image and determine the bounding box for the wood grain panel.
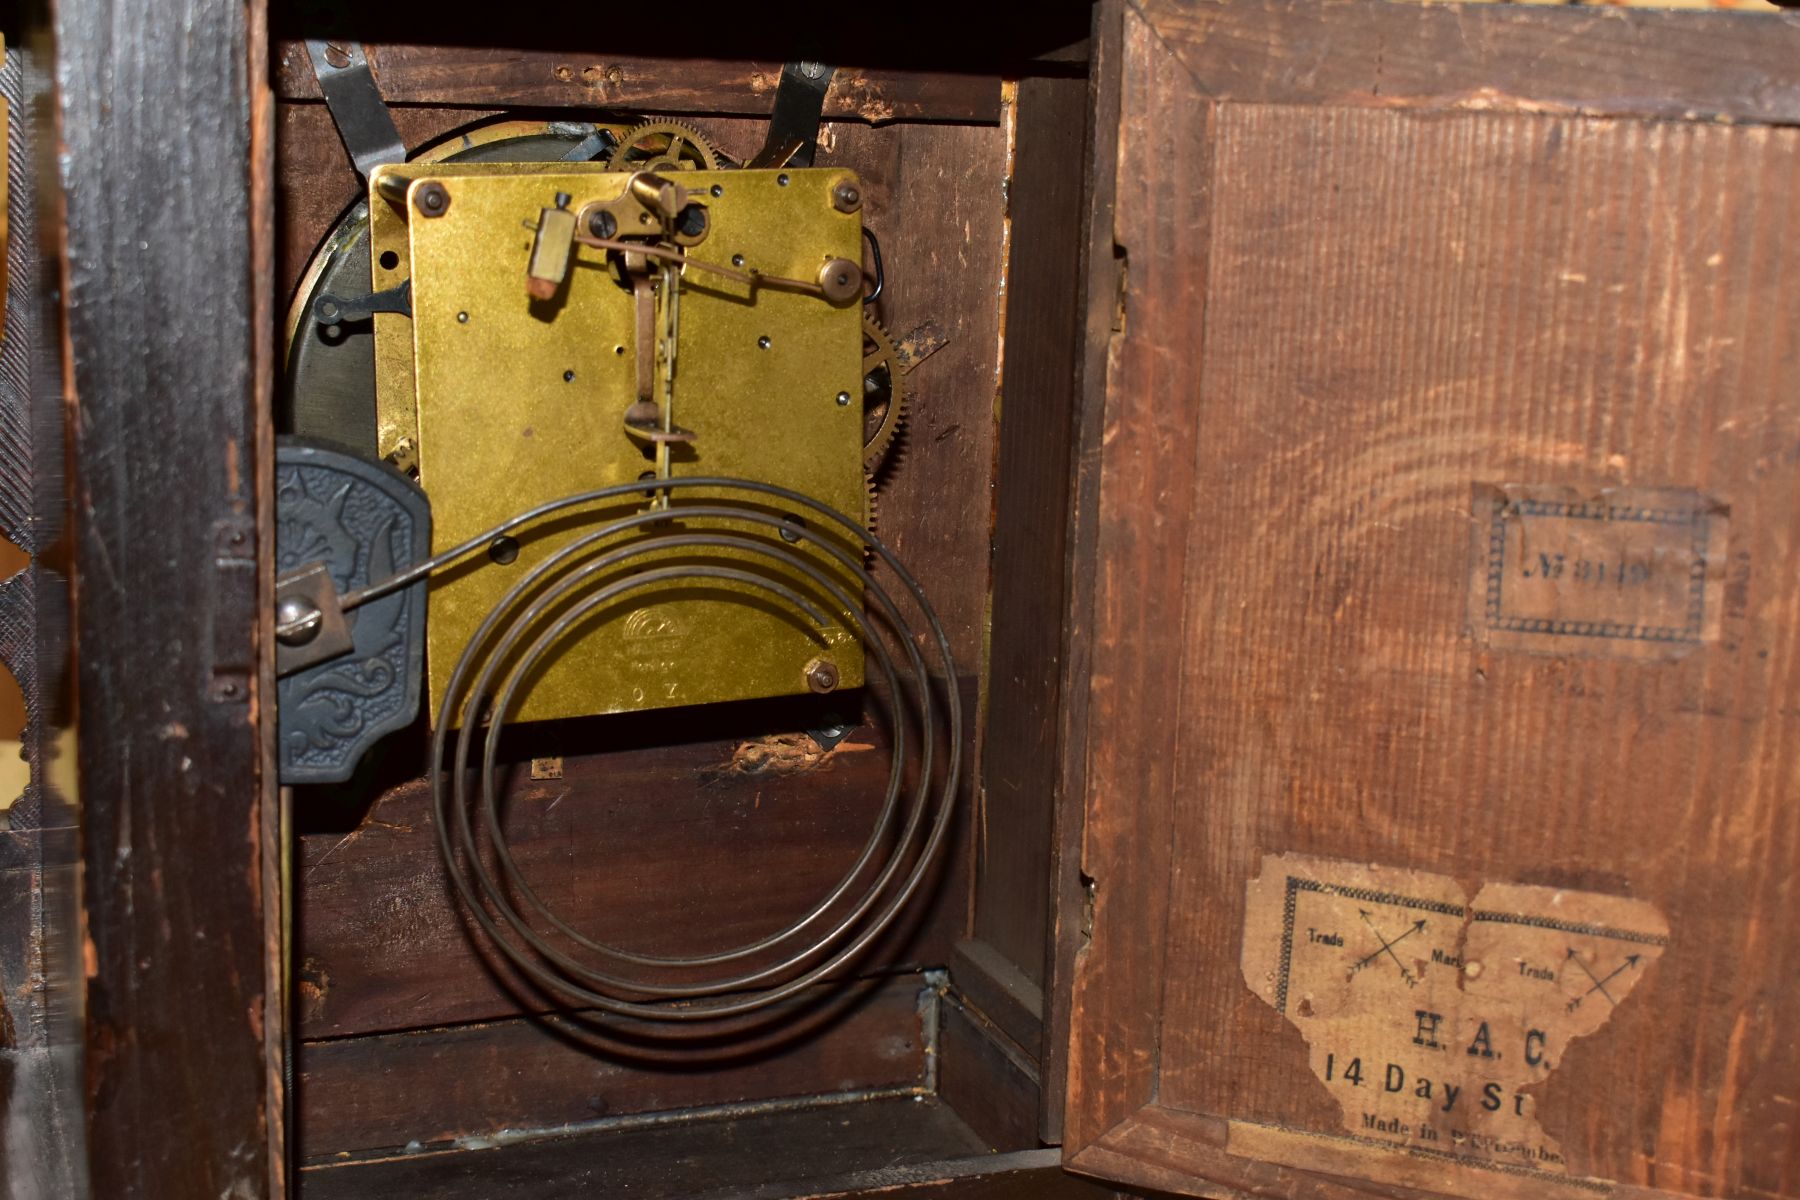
[1064,4,1213,1154]
[1045,0,1127,1147]
[1155,101,1800,1199]
[273,43,1003,125]
[1138,0,1800,126]
[861,118,1008,672]
[938,994,1044,1153]
[978,71,1091,1004]
[1065,6,1800,1197]
[296,701,971,1038]
[56,0,277,1195]
[299,974,931,1161]
[951,937,1045,1064]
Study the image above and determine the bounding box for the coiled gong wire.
[345,476,960,1022]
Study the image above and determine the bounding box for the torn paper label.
[1241,853,1667,1182]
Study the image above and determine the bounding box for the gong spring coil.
[409,477,960,1024]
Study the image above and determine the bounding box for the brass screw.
[415,181,451,218]
[804,658,840,694]
[831,180,862,214]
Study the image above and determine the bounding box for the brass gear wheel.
[609,120,723,172]
[862,316,908,472]
[862,469,880,535]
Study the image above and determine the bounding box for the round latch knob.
[275,595,325,646]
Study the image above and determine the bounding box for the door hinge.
[207,515,255,706]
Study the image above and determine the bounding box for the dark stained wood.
[1140,0,1800,126]
[788,1154,1123,1200]
[974,70,1091,1021]
[780,1150,1126,1200]
[298,1094,991,1200]
[950,937,1043,1065]
[273,43,1002,125]
[57,0,276,1195]
[300,974,932,1161]
[937,995,1043,1154]
[302,1114,1120,1198]
[0,853,31,1167]
[296,699,972,1038]
[1065,3,1800,1199]
[858,117,1007,672]
[1044,0,1124,1150]
[784,1152,1122,1200]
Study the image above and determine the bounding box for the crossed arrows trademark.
[1350,909,1428,985]
[1564,947,1641,1012]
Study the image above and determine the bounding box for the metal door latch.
[274,439,430,784]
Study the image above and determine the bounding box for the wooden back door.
[1060,3,1800,1198]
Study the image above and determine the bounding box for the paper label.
[1241,854,1667,1186]
[1469,484,1726,658]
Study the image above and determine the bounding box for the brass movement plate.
[380,166,867,724]
[369,160,586,463]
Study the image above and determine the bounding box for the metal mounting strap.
[748,61,837,170]
[304,40,406,181]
